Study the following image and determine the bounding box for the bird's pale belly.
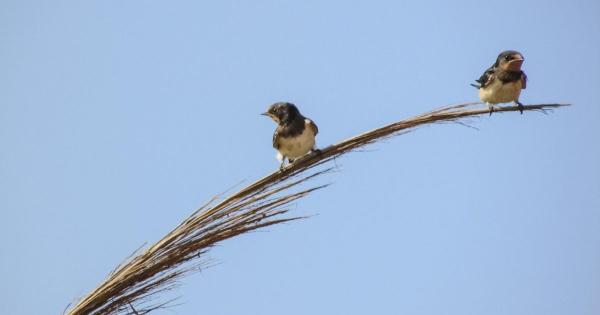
[277,128,315,159]
[479,79,522,104]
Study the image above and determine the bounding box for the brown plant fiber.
[65,102,569,315]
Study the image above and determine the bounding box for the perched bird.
[262,102,319,170]
[471,50,528,115]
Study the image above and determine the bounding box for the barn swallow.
[262,102,319,170]
[471,50,528,115]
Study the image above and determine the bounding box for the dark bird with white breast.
[262,102,319,170]
[471,50,528,115]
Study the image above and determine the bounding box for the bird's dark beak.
[261,112,269,116]
[507,58,524,71]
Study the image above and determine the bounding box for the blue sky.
[1,1,599,314]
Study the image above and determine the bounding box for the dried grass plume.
[65,102,569,315]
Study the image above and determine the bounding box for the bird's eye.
[504,55,511,61]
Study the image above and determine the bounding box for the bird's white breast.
[277,119,316,160]
[479,79,523,104]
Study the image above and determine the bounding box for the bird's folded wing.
[272,130,280,149]
[477,66,496,88]
[306,119,318,136]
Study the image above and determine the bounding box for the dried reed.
[65,102,569,315]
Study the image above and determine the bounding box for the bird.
[262,102,319,170]
[471,50,528,115]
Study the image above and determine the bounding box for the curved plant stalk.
[65,102,569,315]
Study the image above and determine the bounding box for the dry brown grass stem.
[65,102,569,315]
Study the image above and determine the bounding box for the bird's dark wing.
[521,72,527,89]
[306,119,318,136]
[272,129,281,149]
[472,66,495,89]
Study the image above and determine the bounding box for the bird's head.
[496,50,525,72]
[261,102,300,124]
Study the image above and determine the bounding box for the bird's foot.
[488,104,496,116]
[515,101,524,114]
[310,148,322,156]
[279,160,286,172]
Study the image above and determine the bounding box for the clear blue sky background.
[1,1,599,314]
